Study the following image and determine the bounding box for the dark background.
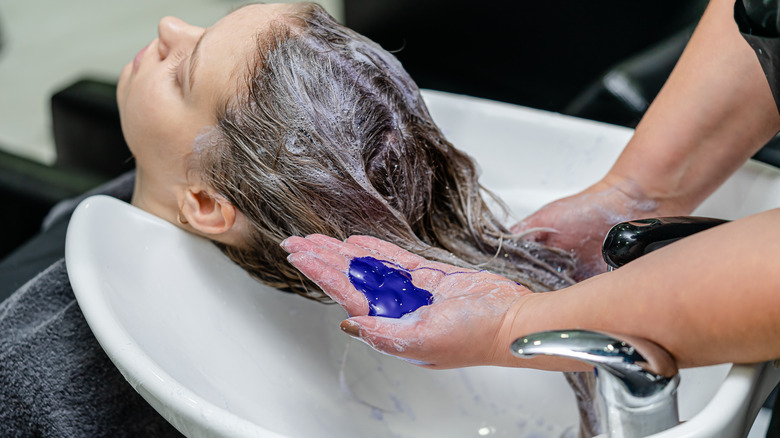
[344,0,708,111]
[0,1,727,260]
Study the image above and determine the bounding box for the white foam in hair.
[191,2,577,301]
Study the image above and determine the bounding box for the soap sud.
[192,127,219,154]
[284,133,306,155]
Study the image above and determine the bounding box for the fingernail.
[286,253,301,266]
[280,237,293,252]
[340,319,360,337]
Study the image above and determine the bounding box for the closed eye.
[168,51,187,90]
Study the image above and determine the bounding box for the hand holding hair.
[513,178,668,281]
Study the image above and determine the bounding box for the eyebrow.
[188,27,209,93]
[187,3,258,92]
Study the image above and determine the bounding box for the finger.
[279,235,309,253]
[286,252,370,316]
[305,233,398,262]
[346,235,471,278]
[281,235,352,272]
[345,235,425,266]
[292,235,459,298]
[284,234,405,274]
[300,234,450,287]
[510,219,559,241]
[341,315,429,359]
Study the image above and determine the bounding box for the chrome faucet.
[509,217,729,437]
[512,330,679,437]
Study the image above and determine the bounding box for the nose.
[157,16,203,59]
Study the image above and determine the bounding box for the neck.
[130,169,180,227]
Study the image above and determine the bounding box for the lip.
[132,43,150,74]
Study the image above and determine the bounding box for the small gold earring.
[177,208,189,225]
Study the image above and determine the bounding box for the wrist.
[597,171,697,217]
[491,293,591,371]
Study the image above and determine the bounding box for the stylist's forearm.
[607,0,780,213]
[500,208,780,369]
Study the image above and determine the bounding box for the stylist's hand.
[513,179,666,280]
[281,234,533,369]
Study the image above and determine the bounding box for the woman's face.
[117,3,290,219]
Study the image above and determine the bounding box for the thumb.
[339,316,420,357]
[510,217,559,241]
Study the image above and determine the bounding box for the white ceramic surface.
[66,90,780,437]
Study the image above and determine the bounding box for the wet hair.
[192,3,576,302]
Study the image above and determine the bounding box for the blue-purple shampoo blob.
[348,256,433,318]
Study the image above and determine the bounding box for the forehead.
[217,3,291,30]
[194,4,292,105]
[209,3,293,54]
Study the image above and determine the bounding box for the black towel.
[0,260,181,437]
[0,172,182,437]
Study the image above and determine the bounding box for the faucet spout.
[512,330,680,438]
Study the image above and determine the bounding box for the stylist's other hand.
[281,234,533,369]
[513,179,664,280]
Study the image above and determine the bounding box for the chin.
[116,63,132,107]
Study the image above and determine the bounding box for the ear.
[180,188,237,236]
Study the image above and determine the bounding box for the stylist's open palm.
[281,234,532,369]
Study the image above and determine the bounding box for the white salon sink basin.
[66,90,780,437]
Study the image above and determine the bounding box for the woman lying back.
[118,2,576,301]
